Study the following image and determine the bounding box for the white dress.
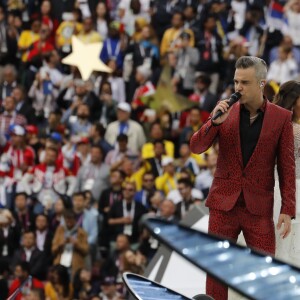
[228,123,300,300]
[274,122,300,267]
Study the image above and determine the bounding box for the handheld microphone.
[212,92,242,121]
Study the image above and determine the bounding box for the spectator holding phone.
[28,71,57,120]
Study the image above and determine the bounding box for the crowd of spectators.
[0,0,299,299]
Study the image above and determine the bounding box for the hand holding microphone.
[212,92,241,125]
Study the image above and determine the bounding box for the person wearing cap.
[98,276,123,300]
[100,21,124,71]
[171,31,199,96]
[26,125,43,165]
[105,102,146,153]
[0,125,35,209]
[160,12,195,57]
[105,133,138,169]
[38,132,65,171]
[155,156,179,195]
[75,136,91,167]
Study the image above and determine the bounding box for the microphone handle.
[211,98,237,121]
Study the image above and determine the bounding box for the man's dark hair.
[111,169,127,180]
[117,133,128,142]
[196,74,211,87]
[35,213,49,223]
[190,106,202,113]
[173,12,185,21]
[149,121,161,132]
[72,191,86,199]
[94,122,106,137]
[91,143,104,154]
[23,230,36,238]
[63,209,76,220]
[15,192,28,199]
[178,178,193,188]
[153,139,165,147]
[16,261,31,273]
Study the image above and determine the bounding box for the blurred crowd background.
[0,0,299,299]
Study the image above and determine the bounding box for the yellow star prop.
[62,36,111,81]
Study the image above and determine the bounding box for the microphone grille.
[233,92,242,100]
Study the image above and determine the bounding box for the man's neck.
[93,136,101,143]
[18,208,27,214]
[74,208,84,215]
[244,96,264,115]
[183,196,192,203]
[119,148,127,153]
[181,155,189,161]
[112,185,122,192]
[24,246,34,251]
[46,163,55,168]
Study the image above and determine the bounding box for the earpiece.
[260,82,264,88]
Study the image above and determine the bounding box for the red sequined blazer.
[190,101,296,218]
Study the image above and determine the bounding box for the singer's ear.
[260,81,265,88]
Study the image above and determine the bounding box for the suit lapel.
[244,101,272,170]
[231,103,243,168]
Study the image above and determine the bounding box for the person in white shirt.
[284,0,300,46]
[105,102,146,152]
[95,2,109,40]
[267,45,299,84]
[76,144,110,201]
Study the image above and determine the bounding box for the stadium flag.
[267,0,288,31]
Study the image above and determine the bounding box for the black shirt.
[240,102,265,167]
